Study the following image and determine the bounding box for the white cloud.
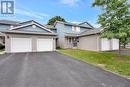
[91,23,101,28]
[15,8,49,20]
[59,0,80,6]
[69,21,81,24]
[14,4,49,20]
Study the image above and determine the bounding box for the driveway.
[0,52,130,87]
[112,50,130,55]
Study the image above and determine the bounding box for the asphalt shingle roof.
[54,21,93,29]
[79,29,102,36]
[0,20,21,25]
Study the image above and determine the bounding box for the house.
[126,43,130,48]
[0,20,119,53]
[54,21,94,48]
[0,20,56,53]
[52,21,119,51]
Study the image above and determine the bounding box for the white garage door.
[101,38,110,51]
[11,38,32,52]
[37,38,53,51]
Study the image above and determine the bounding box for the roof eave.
[79,32,101,37]
[0,31,57,36]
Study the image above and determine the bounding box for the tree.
[47,16,66,25]
[92,0,130,51]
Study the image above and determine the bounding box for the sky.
[0,0,102,27]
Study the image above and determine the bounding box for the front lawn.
[59,49,130,77]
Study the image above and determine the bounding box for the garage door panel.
[11,38,32,52]
[37,39,53,51]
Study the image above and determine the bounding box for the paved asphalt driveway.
[112,50,130,55]
[0,52,130,87]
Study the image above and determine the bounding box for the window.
[72,26,80,32]
[76,27,80,32]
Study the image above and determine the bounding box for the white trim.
[1,30,56,35]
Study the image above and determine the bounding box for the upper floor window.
[72,26,80,32]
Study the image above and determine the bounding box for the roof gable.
[54,21,93,29]
[14,25,51,33]
[11,20,53,33]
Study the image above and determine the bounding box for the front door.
[67,37,78,48]
[72,38,78,47]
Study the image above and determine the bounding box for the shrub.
[0,43,5,49]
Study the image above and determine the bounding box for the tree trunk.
[123,43,126,48]
[118,40,121,56]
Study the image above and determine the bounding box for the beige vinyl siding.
[78,35,100,51]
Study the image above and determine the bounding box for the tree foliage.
[47,16,66,25]
[92,0,130,48]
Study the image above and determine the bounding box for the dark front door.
[72,38,78,47]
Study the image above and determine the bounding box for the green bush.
[0,43,5,49]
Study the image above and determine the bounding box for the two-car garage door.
[11,38,53,53]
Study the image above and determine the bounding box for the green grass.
[0,48,4,52]
[59,49,130,76]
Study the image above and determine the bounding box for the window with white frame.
[72,26,80,32]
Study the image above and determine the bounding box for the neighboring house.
[0,20,21,45]
[0,20,56,53]
[126,43,130,48]
[51,21,119,51]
